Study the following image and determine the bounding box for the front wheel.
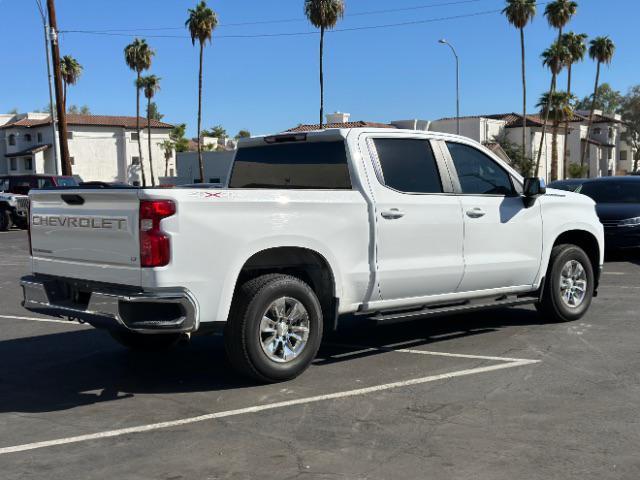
[224,274,323,383]
[536,244,595,323]
[0,209,12,232]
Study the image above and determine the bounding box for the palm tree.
[138,75,161,187]
[124,38,155,187]
[60,55,83,112]
[560,32,587,177]
[186,1,218,184]
[502,0,537,161]
[535,0,577,175]
[159,139,174,177]
[580,36,616,170]
[537,91,574,181]
[304,0,345,128]
[535,41,570,176]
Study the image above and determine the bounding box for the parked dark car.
[577,177,640,249]
[548,178,586,192]
[0,174,79,195]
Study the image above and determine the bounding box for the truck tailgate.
[29,189,142,286]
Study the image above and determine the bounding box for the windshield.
[579,181,640,203]
[229,141,351,189]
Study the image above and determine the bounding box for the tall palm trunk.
[520,27,527,162]
[146,97,156,187]
[535,29,564,177]
[563,64,573,179]
[581,61,601,175]
[136,72,147,187]
[319,25,325,128]
[63,81,67,113]
[551,120,559,180]
[197,43,204,182]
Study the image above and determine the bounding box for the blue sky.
[0,0,637,137]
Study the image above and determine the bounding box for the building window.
[67,131,73,140]
[9,158,17,170]
[24,134,32,142]
[608,128,614,140]
[131,156,140,165]
[37,132,43,143]
[8,134,16,146]
[69,157,75,166]
[593,127,601,135]
[169,168,175,176]
[620,150,628,161]
[131,132,139,141]
[24,157,33,171]
[608,149,613,160]
[566,149,571,158]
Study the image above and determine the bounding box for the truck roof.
[239,128,474,148]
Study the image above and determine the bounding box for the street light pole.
[439,39,460,135]
[35,0,60,175]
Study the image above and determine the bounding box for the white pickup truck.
[22,128,604,382]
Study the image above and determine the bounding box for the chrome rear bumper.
[21,275,198,334]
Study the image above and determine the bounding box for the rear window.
[229,141,351,189]
[55,177,79,187]
[579,181,640,203]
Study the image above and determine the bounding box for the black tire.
[536,244,594,323]
[224,274,323,383]
[0,209,11,232]
[110,329,182,352]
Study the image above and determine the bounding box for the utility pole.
[35,0,60,175]
[46,0,72,176]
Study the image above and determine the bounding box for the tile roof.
[0,114,174,130]
[4,144,51,157]
[286,121,396,133]
[436,112,588,128]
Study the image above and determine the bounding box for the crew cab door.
[361,134,465,301]
[441,140,543,291]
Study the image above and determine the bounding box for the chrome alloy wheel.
[559,260,588,308]
[259,297,310,363]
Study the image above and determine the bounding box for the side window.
[38,178,54,188]
[373,138,443,194]
[446,142,516,196]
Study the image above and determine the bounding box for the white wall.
[176,151,236,185]
[2,122,174,184]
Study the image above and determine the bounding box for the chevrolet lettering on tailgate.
[31,215,128,230]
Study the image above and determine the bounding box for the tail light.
[139,200,175,268]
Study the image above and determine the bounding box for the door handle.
[466,208,486,218]
[381,208,405,220]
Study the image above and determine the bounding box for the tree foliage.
[620,85,640,171]
[147,102,164,120]
[574,83,623,113]
[169,123,190,153]
[203,124,227,138]
[492,132,535,177]
[235,130,251,139]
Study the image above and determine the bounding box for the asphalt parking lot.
[1,229,639,479]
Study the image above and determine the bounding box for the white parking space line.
[326,342,531,363]
[0,314,88,326]
[0,351,539,456]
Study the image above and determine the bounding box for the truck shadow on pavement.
[0,307,544,415]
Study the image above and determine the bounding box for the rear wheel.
[110,329,183,352]
[224,274,323,383]
[0,209,12,232]
[536,244,594,323]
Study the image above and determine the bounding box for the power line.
[60,7,507,40]
[59,0,489,33]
